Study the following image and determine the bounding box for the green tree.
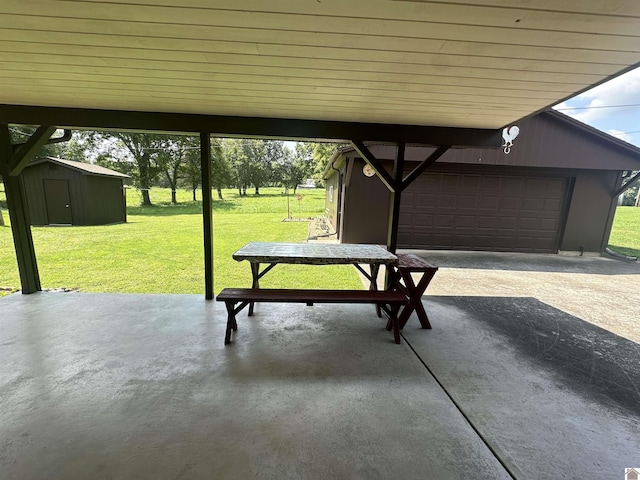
[244,139,270,195]
[210,139,232,199]
[182,137,231,200]
[94,154,135,179]
[311,142,345,187]
[59,132,90,162]
[274,143,314,194]
[88,132,167,205]
[223,139,247,196]
[156,136,192,204]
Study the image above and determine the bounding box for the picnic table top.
[232,242,398,266]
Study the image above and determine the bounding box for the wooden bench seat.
[216,288,409,345]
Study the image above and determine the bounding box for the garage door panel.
[441,175,460,189]
[502,177,526,192]
[523,198,544,211]
[437,195,457,208]
[545,178,566,194]
[411,193,436,207]
[399,171,568,253]
[414,214,434,226]
[455,216,477,228]
[462,176,481,189]
[499,197,522,211]
[543,198,562,211]
[540,218,559,231]
[478,197,499,209]
[519,217,541,230]
[480,176,501,190]
[457,196,478,210]
[434,215,455,228]
[398,232,413,245]
[498,217,518,229]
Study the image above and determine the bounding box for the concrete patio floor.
[1,281,639,479]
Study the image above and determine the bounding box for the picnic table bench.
[216,288,409,345]
[387,253,438,330]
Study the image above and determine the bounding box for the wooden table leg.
[224,301,236,345]
[399,270,437,329]
[248,262,260,316]
[369,264,382,317]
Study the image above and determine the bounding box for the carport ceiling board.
[1,0,640,131]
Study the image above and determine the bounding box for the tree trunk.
[139,153,152,205]
[141,189,151,206]
[192,188,197,201]
[171,189,177,204]
[255,186,260,195]
[217,188,223,200]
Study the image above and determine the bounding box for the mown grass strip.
[0,187,362,294]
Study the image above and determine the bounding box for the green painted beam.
[200,132,214,300]
[0,104,503,148]
[0,124,41,294]
[9,125,57,176]
[401,146,450,191]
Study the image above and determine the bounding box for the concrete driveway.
[398,250,640,344]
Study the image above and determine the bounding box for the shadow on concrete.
[401,249,640,275]
[404,295,640,479]
[421,296,640,416]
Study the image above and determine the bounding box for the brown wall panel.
[342,159,390,245]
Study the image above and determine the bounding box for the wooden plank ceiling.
[1,0,640,130]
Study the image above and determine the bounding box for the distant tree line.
[5,128,343,206]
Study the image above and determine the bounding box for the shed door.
[43,179,72,224]
[398,172,569,253]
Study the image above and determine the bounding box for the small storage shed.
[324,111,640,254]
[21,157,129,226]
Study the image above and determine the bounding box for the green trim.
[201,132,214,300]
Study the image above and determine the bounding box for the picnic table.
[232,241,398,315]
[218,242,407,344]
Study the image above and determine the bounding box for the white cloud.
[607,129,632,142]
[570,67,640,123]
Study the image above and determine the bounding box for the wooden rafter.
[350,141,396,192]
[9,126,57,176]
[401,146,450,191]
[614,171,640,198]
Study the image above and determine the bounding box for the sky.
[552,66,640,147]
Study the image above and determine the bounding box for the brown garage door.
[398,172,570,253]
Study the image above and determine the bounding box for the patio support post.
[0,124,41,293]
[387,143,405,254]
[200,132,214,300]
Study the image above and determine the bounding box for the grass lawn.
[608,206,640,258]
[0,187,363,295]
